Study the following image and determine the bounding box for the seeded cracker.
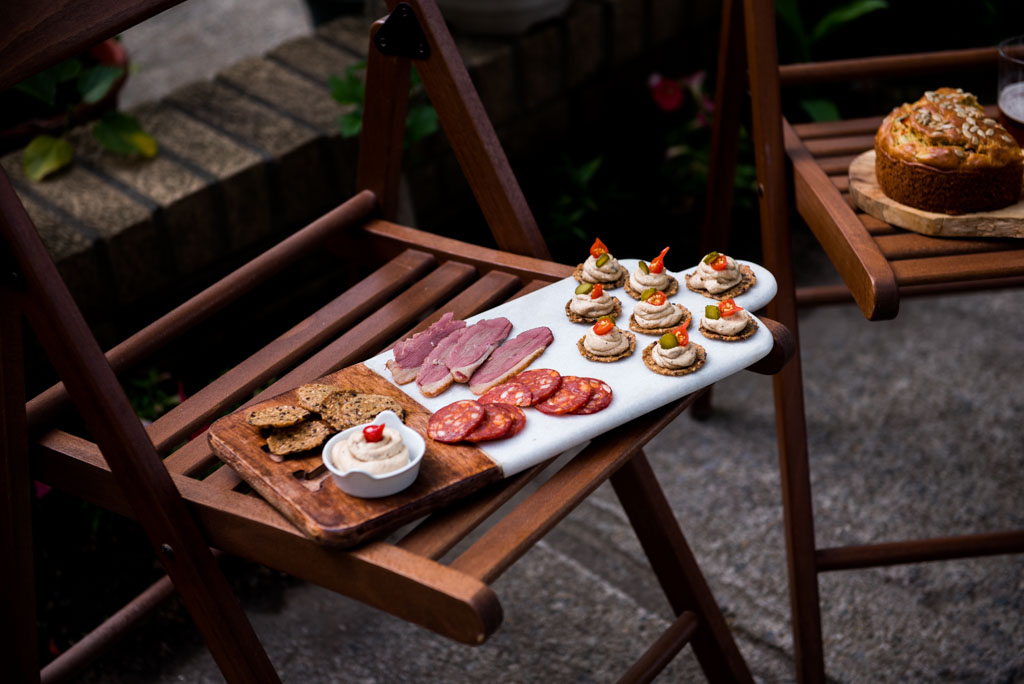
[296,383,358,413]
[699,317,759,342]
[266,419,333,457]
[334,394,405,431]
[623,275,679,301]
[685,264,757,300]
[628,304,692,336]
[246,404,311,428]
[642,341,707,376]
[576,330,636,362]
[572,263,628,289]
[564,296,622,323]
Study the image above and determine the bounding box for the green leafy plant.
[126,367,182,423]
[14,44,157,181]
[329,61,439,147]
[775,0,889,120]
[650,71,758,219]
[547,155,604,244]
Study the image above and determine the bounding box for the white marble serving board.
[363,259,778,476]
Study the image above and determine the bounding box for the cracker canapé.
[576,330,636,362]
[623,275,679,301]
[564,296,622,324]
[642,341,707,376]
[572,263,628,289]
[699,315,759,342]
[627,304,692,336]
[685,264,756,300]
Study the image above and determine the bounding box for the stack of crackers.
[246,383,405,461]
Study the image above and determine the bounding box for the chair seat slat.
[874,233,1018,261]
[164,261,478,476]
[792,116,883,140]
[148,249,437,455]
[817,155,858,175]
[385,269,524,352]
[890,249,1024,286]
[805,135,874,158]
[450,393,699,585]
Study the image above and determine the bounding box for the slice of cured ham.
[386,312,465,384]
[416,327,465,397]
[447,317,512,383]
[468,326,554,394]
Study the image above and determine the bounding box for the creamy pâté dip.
[332,426,409,476]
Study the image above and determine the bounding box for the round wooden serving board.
[848,150,1024,238]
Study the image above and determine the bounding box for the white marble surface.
[363,259,777,476]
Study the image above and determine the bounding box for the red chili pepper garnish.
[672,326,689,347]
[647,290,667,306]
[649,246,670,274]
[362,424,385,442]
[589,237,608,258]
[718,298,743,317]
[593,317,615,335]
[590,283,603,299]
[710,254,728,271]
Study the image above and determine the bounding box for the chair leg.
[611,449,753,684]
[737,0,828,678]
[0,291,40,683]
[772,356,826,683]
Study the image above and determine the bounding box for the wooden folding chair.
[705,0,1024,680]
[1,1,798,682]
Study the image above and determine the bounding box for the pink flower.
[648,73,684,112]
[682,70,706,95]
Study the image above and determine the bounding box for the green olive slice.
[575,282,594,295]
[705,304,720,320]
[638,260,649,274]
[702,251,720,265]
[595,253,610,267]
[658,332,679,349]
[640,287,657,301]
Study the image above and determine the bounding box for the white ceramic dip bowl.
[321,410,425,498]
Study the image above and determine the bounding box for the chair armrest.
[744,317,795,376]
[784,120,900,320]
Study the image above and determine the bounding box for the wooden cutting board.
[207,363,502,547]
[849,150,1024,238]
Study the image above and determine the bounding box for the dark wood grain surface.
[207,363,502,547]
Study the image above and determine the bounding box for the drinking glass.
[998,35,1024,144]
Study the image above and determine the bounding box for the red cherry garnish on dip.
[363,424,385,442]
[649,246,670,273]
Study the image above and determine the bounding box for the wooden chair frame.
[1,2,798,681]
[706,0,1024,680]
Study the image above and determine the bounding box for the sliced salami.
[464,403,517,442]
[535,376,592,415]
[478,381,533,407]
[427,400,485,443]
[506,404,527,437]
[572,377,613,415]
[516,368,562,405]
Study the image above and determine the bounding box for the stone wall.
[3,0,714,344]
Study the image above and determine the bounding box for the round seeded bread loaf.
[874,88,1023,214]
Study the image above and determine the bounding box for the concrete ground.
[77,2,1024,682]
[76,242,1024,682]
